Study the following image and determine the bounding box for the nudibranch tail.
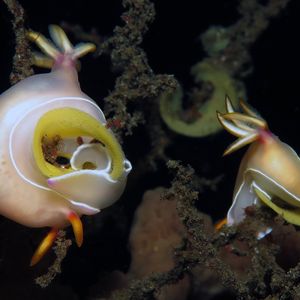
[27,24,96,68]
[217,96,268,155]
[30,228,59,266]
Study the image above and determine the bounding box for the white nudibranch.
[217,96,300,228]
[0,25,132,266]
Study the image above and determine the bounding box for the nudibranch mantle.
[218,97,300,226]
[0,25,132,265]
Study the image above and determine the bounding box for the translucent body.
[0,67,90,228]
[0,31,130,230]
[218,97,300,227]
[228,133,300,224]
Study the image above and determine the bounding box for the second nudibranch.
[217,97,300,227]
[0,25,132,265]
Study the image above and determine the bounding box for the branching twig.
[3,0,33,84]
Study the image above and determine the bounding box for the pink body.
[229,132,300,224]
[0,64,100,228]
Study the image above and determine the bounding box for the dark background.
[0,0,299,299]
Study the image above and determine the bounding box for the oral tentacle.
[215,217,227,230]
[30,227,59,266]
[67,211,83,247]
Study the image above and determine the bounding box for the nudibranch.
[217,97,300,226]
[0,25,132,265]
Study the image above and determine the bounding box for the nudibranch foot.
[30,228,59,266]
[27,24,96,69]
[253,184,300,226]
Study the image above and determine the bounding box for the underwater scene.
[0,0,300,299]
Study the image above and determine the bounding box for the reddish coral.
[128,187,190,300]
